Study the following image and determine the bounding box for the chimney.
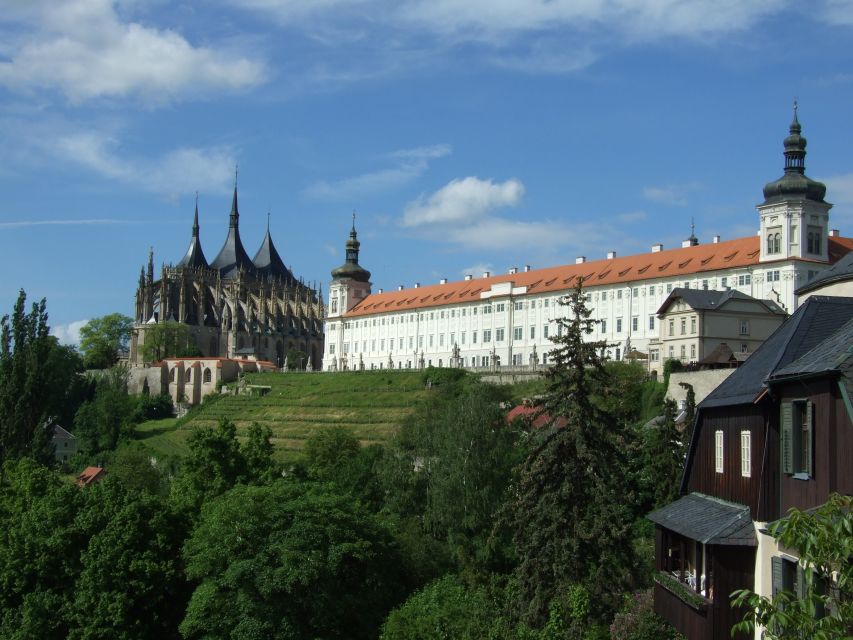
[830,229,840,237]
[713,235,721,244]
[377,288,383,294]
[508,267,518,275]
[464,274,472,281]
[576,256,586,264]
[414,283,420,288]
[606,251,616,260]
[524,265,531,272]
[397,285,404,291]
[651,243,663,253]
[482,271,490,278]
[439,278,448,285]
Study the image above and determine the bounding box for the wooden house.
[649,295,853,639]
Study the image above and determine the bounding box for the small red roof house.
[76,466,106,487]
[506,403,567,430]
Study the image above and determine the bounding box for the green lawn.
[132,370,432,462]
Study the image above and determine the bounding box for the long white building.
[323,112,853,373]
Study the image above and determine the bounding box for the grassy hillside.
[133,371,431,462]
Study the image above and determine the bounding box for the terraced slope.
[134,371,430,462]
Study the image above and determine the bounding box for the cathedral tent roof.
[253,223,296,283]
[210,187,256,278]
[176,200,208,268]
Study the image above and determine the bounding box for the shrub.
[610,589,684,640]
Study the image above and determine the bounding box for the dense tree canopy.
[139,322,200,363]
[78,313,133,370]
[181,481,406,640]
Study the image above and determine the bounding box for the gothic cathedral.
[130,187,324,368]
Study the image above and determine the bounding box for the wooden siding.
[710,546,755,640]
[775,378,853,514]
[687,404,769,519]
[654,581,711,640]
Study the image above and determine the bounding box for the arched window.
[767,234,774,254]
[169,368,176,382]
[773,233,781,254]
[186,369,192,383]
[203,368,212,383]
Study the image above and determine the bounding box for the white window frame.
[741,430,751,477]
[715,430,724,474]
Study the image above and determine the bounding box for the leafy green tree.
[139,322,200,363]
[241,422,277,483]
[181,481,406,640]
[304,424,361,480]
[504,279,639,625]
[107,445,167,495]
[73,368,135,453]
[0,459,189,640]
[170,418,246,511]
[0,290,83,466]
[609,589,684,640]
[732,493,853,639]
[285,348,307,370]
[78,313,133,369]
[381,574,503,640]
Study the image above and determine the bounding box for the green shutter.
[781,402,793,474]
[771,556,783,597]
[805,400,814,477]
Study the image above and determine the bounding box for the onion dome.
[253,214,296,284]
[176,197,208,268]
[210,186,256,278]
[762,103,827,204]
[331,215,371,282]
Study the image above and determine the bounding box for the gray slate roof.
[771,316,853,380]
[699,296,853,409]
[796,250,853,296]
[648,493,756,546]
[657,287,786,317]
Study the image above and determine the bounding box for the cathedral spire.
[178,196,208,268]
[193,192,200,238]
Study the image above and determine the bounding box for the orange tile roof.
[76,466,106,487]
[344,235,853,318]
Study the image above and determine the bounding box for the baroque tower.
[325,215,371,370]
[758,104,832,263]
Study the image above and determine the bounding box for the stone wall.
[666,369,736,407]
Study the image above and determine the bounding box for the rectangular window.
[329,343,336,354]
[666,283,673,293]
[530,326,535,339]
[601,291,607,301]
[399,337,404,350]
[408,337,413,349]
[680,318,686,335]
[483,329,491,343]
[669,319,674,336]
[738,274,752,286]
[418,336,423,348]
[616,318,623,333]
[429,335,434,347]
[650,348,659,362]
[543,325,549,339]
[740,320,750,336]
[715,430,724,473]
[600,319,607,333]
[691,317,697,334]
[781,400,813,477]
[372,340,376,352]
[632,316,638,332]
[721,276,727,288]
[450,333,455,345]
[617,290,622,299]
[496,328,505,342]
[514,301,523,311]
[440,311,445,319]
[496,303,505,313]
[649,315,655,330]
[741,431,751,477]
[702,279,709,290]
[648,286,655,296]
[472,331,477,344]
[461,331,466,345]
[633,287,639,297]
[668,346,674,358]
[690,344,696,359]
[513,327,523,340]
[483,305,492,314]
[379,340,384,351]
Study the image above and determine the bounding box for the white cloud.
[617,211,647,223]
[461,263,493,277]
[51,319,88,346]
[642,183,702,207]
[304,144,451,201]
[819,0,853,25]
[0,0,265,103]
[55,131,237,196]
[443,217,575,250]
[402,176,524,226]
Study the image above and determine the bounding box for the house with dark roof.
[651,288,787,367]
[648,295,853,640]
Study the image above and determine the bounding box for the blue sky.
[1,1,853,343]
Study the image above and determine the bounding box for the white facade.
[322,250,842,373]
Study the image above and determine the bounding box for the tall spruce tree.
[505,279,639,626]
